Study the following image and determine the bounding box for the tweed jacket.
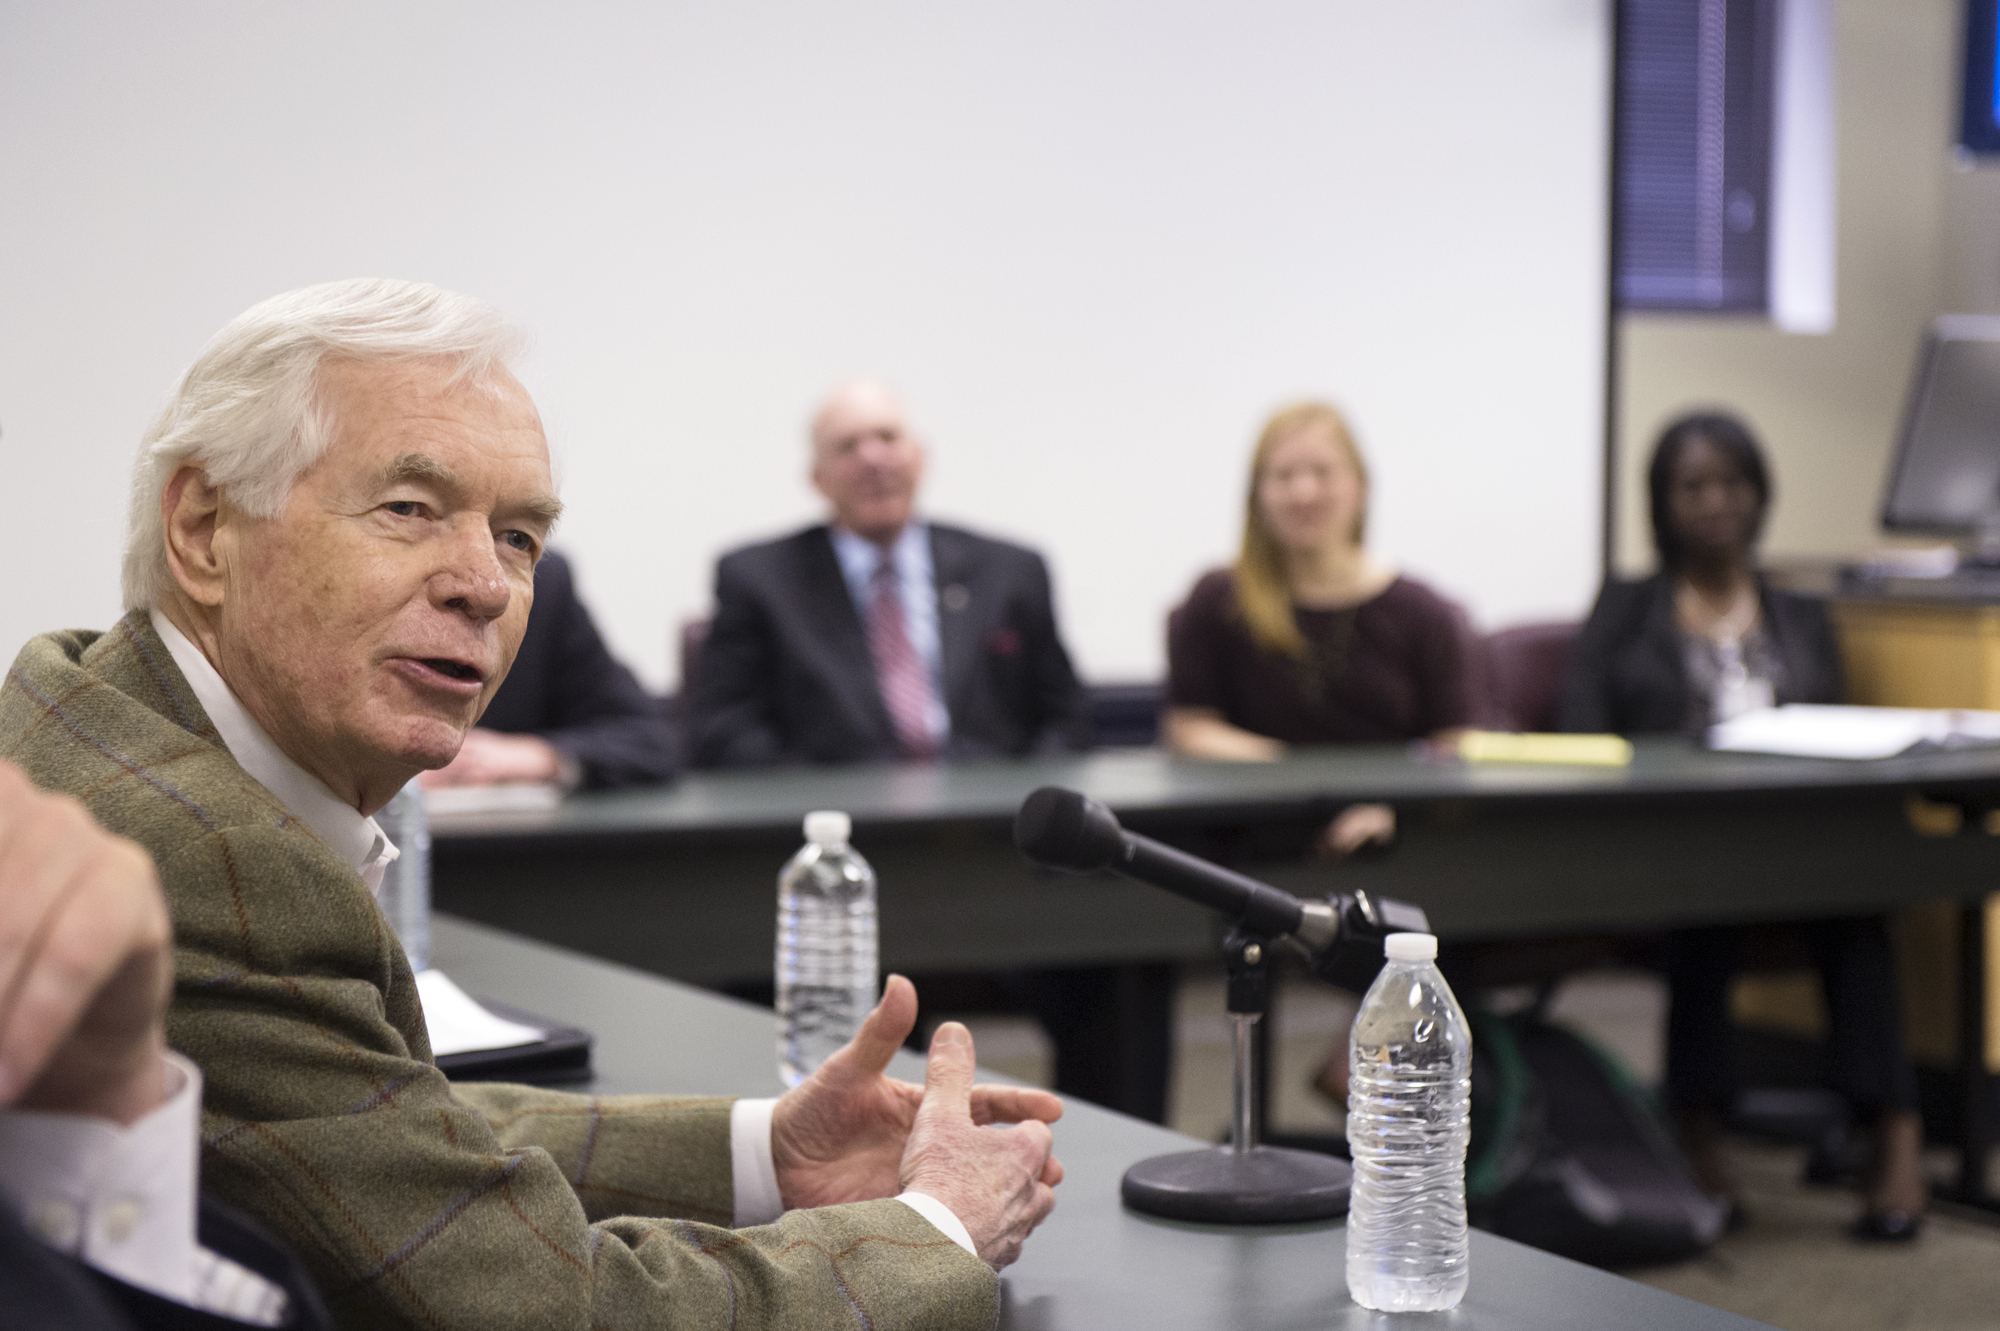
[0,614,996,1331]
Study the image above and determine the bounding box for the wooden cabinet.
[1828,597,2000,1070]
[1834,600,2000,711]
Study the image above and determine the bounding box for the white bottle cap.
[1383,932,1438,963]
[803,810,851,846]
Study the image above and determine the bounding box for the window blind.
[1616,0,1777,312]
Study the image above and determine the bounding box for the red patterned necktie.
[867,558,939,759]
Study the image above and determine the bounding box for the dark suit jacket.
[687,523,1091,767]
[1558,572,1843,735]
[0,1194,331,1331]
[478,550,679,788]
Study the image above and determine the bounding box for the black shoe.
[1852,1208,1923,1242]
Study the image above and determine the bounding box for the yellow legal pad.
[1457,730,1634,767]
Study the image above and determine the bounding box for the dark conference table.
[429,913,1774,1331]
[432,738,2000,986]
[432,738,2000,1165]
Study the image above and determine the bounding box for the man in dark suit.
[682,385,1170,1122]
[686,381,1090,767]
[422,549,678,790]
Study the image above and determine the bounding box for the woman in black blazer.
[1561,412,1924,1240]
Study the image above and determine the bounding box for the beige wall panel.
[1828,601,2000,1069]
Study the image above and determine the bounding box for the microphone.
[1013,786,1428,986]
[1016,786,1432,1224]
[1017,786,1433,1224]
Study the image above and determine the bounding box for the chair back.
[1483,621,1581,732]
[675,617,712,713]
[1087,683,1162,747]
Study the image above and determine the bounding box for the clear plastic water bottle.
[776,811,878,1086]
[1345,931,1472,1312]
[375,782,431,972]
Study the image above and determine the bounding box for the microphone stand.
[1120,925,1352,1224]
[1009,786,1422,1224]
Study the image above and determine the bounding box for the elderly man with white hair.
[0,279,1062,1330]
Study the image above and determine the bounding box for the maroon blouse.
[1166,569,1482,744]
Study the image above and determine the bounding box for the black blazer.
[480,551,679,788]
[686,523,1091,767]
[1558,572,1843,736]
[0,1194,331,1331]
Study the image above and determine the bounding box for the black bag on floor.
[1466,1008,1728,1267]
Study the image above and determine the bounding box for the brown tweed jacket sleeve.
[1,614,998,1331]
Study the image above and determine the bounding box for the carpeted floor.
[959,965,2000,1331]
[1631,1137,2000,1331]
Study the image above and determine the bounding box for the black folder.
[433,997,594,1086]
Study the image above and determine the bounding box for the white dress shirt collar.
[827,521,930,600]
[149,610,398,895]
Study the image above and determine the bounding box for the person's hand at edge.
[898,1021,1061,1271]
[1318,801,1395,859]
[770,975,1063,1212]
[0,761,172,1125]
[419,728,564,788]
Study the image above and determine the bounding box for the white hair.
[122,277,526,611]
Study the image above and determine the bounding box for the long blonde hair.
[1233,401,1369,658]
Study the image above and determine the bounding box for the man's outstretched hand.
[769,974,1063,1268]
[0,761,172,1124]
[898,1019,1061,1269]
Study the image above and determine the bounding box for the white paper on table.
[421,783,564,817]
[415,969,547,1056]
[1707,704,2000,760]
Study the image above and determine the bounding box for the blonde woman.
[1166,400,1480,772]
[1165,401,1482,1103]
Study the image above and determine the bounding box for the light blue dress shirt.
[829,522,951,747]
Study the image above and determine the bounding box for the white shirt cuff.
[729,1097,784,1226]
[726,1098,974,1258]
[894,1190,977,1257]
[0,1050,202,1303]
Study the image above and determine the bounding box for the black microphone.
[1018,787,1432,1225]
[1014,786,1336,948]
[1014,786,1430,991]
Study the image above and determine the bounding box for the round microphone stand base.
[1121,1145,1351,1224]
[1123,926,1351,1224]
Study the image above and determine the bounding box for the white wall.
[0,1,1608,691]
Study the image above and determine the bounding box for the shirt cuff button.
[31,1199,81,1248]
[101,1198,144,1244]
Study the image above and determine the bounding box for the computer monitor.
[1963,0,2000,154]
[1881,315,2000,542]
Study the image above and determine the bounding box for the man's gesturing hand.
[899,1022,1061,1271]
[0,761,173,1124]
[769,975,1064,1251]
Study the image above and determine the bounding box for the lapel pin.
[942,584,971,613]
